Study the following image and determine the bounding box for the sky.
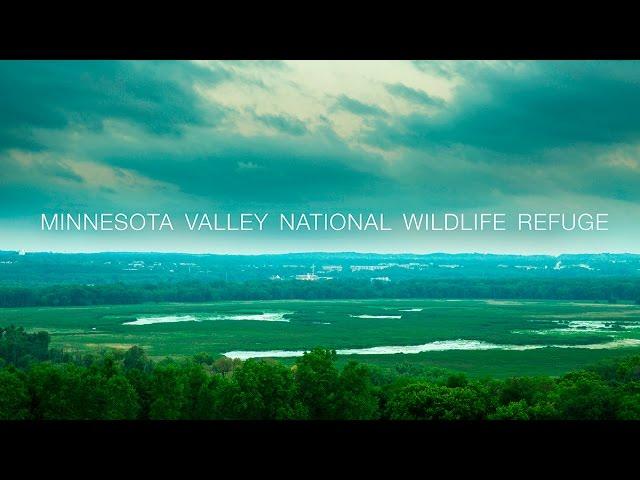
[1,60,640,255]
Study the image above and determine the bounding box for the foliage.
[3,327,640,420]
[0,326,50,368]
[3,277,640,308]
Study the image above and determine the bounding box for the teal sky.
[1,60,640,254]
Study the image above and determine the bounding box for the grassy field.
[3,298,640,377]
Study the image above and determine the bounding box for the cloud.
[366,61,640,155]
[332,95,389,118]
[254,113,308,136]
[385,83,444,108]
[90,124,388,206]
[2,61,640,255]
[0,61,227,151]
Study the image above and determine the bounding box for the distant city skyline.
[2,61,640,254]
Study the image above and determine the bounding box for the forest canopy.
[1,326,640,421]
[0,278,639,308]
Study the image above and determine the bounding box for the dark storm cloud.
[370,61,640,155]
[98,130,387,205]
[0,60,391,216]
[3,60,640,223]
[3,60,640,253]
[0,60,227,151]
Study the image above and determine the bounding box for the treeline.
[2,278,640,307]
[2,326,640,420]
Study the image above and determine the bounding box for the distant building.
[295,273,319,281]
[18,249,26,256]
[350,265,388,272]
[322,265,343,272]
[295,264,319,281]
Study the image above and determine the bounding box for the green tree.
[180,360,214,420]
[294,348,340,419]
[334,361,379,419]
[226,359,303,419]
[387,382,452,420]
[500,376,556,407]
[123,346,151,372]
[28,363,89,419]
[103,375,140,419]
[615,392,640,420]
[193,352,215,365]
[148,359,217,419]
[148,361,187,419]
[211,356,241,376]
[0,326,50,367]
[489,400,530,420]
[191,373,230,419]
[126,367,154,419]
[553,371,619,420]
[0,369,29,419]
[387,381,493,420]
[445,373,469,388]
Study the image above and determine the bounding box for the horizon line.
[2,249,640,257]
